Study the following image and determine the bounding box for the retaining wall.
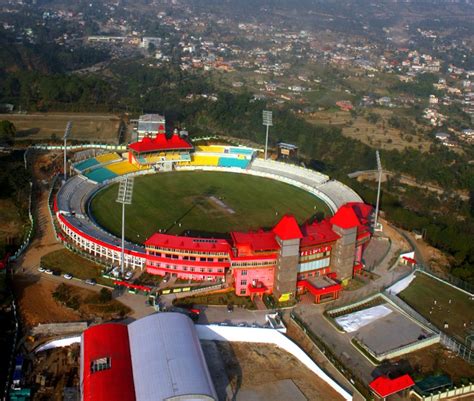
[196,324,352,401]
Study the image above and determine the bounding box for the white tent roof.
[128,313,217,401]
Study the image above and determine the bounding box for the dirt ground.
[13,276,130,328]
[216,341,345,401]
[406,232,451,271]
[6,112,121,143]
[306,108,432,152]
[28,344,80,401]
[390,344,474,384]
[13,277,81,328]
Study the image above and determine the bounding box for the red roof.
[231,230,279,256]
[330,205,361,230]
[247,282,268,293]
[369,375,415,398]
[300,219,340,247]
[272,215,303,241]
[346,202,373,226]
[297,279,342,297]
[145,233,231,253]
[128,134,193,153]
[82,323,135,401]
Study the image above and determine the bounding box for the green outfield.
[90,171,330,241]
[398,272,474,342]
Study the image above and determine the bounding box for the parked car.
[63,273,73,280]
[124,271,133,280]
[85,278,96,286]
[38,267,45,273]
[52,270,61,276]
[44,269,53,275]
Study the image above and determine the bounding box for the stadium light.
[63,121,72,182]
[374,150,382,231]
[116,177,134,276]
[262,110,273,160]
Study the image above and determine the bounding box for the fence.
[1,267,20,401]
[417,264,474,296]
[9,148,36,262]
[32,143,127,151]
[383,291,474,365]
[411,382,474,400]
[439,332,474,365]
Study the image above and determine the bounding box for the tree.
[0,120,16,144]
[148,42,156,55]
[366,112,381,124]
[99,288,112,303]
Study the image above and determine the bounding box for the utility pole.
[262,110,273,160]
[63,121,72,182]
[116,177,134,276]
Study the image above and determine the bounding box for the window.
[200,257,206,262]
[241,270,247,276]
[240,280,247,286]
[91,357,111,373]
[240,288,247,295]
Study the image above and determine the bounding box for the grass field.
[5,113,121,143]
[398,272,474,342]
[41,248,112,286]
[90,171,330,241]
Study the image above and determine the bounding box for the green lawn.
[90,171,330,242]
[41,249,112,286]
[399,273,474,342]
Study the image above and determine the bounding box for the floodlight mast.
[116,177,134,276]
[374,150,382,231]
[262,110,273,160]
[63,121,72,182]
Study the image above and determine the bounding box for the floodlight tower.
[262,110,273,160]
[116,177,134,276]
[374,150,383,231]
[63,121,72,182]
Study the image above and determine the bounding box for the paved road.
[12,172,154,320]
[295,304,376,384]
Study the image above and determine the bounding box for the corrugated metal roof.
[128,313,217,401]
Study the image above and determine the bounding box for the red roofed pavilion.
[128,133,193,153]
